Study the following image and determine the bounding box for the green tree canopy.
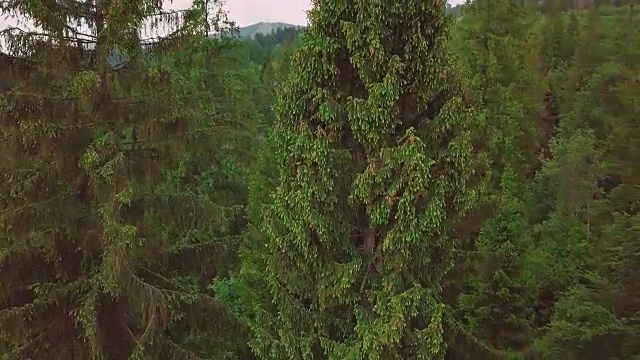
[236,0,487,358]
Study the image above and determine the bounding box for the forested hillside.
[237,22,302,39]
[0,0,637,359]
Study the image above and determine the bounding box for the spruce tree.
[239,0,485,358]
[455,0,545,183]
[450,2,544,355]
[0,0,257,358]
[457,168,534,355]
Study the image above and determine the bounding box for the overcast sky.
[195,0,465,26]
[1,0,466,30]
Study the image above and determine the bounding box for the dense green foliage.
[450,2,639,359]
[0,1,259,358]
[233,0,486,358]
[1,0,637,359]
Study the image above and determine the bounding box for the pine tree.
[261,36,302,127]
[455,0,545,185]
[457,168,534,355]
[522,128,603,335]
[557,5,602,122]
[238,0,485,358]
[543,10,580,73]
[449,3,545,355]
[0,0,257,358]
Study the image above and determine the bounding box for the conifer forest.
[0,0,638,359]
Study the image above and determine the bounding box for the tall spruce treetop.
[247,0,484,358]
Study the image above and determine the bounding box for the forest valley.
[0,0,637,359]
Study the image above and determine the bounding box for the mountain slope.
[238,22,303,38]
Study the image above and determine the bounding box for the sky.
[193,0,465,26]
[1,0,466,33]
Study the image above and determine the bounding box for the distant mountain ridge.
[238,22,303,38]
[237,7,465,39]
